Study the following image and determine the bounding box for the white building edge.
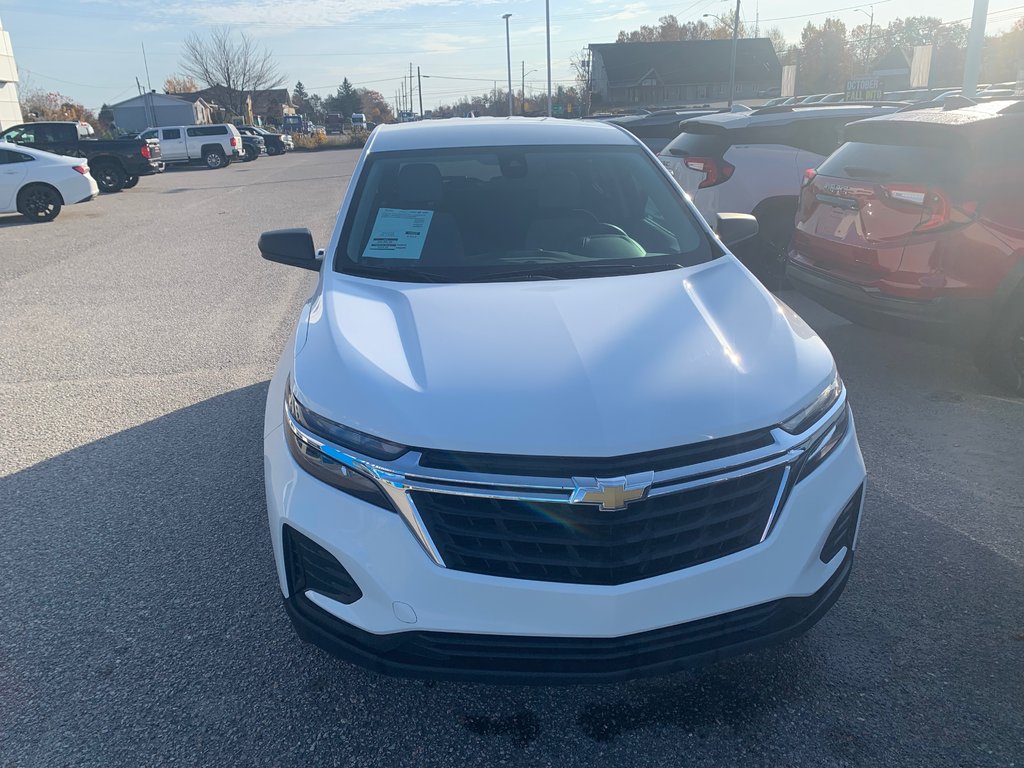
[0,15,23,130]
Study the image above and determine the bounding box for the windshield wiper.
[468,261,684,282]
[345,266,453,283]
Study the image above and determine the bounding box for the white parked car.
[139,124,243,169]
[260,118,866,682]
[658,104,901,283]
[0,142,98,222]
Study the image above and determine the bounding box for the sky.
[1,0,1021,113]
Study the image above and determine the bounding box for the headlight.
[780,369,843,435]
[794,403,850,483]
[284,382,406,510]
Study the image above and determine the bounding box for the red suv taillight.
[230,137,238,147]
[802,168,817,187]
[140,144,151,159]
[881,184,974,233]
[684,156,735,189]
[72,165,88,175]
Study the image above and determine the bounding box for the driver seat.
[524,172,599,253]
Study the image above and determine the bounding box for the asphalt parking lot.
[1,150,1022,768]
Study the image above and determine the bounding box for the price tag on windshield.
[362,208,433,260]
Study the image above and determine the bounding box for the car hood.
[292,258,835,457]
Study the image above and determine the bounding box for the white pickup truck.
[139,124,243,169]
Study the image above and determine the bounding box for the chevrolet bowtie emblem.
[570,472,655,511]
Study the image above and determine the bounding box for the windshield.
[334,145,716,282]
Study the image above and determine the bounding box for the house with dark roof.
[173,86,294,125]
[589,39,781,107]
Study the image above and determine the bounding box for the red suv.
[788,100,1024,393]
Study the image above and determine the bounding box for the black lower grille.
[283,525,363,605]
[820,485,863,563]
[413,466,787,585]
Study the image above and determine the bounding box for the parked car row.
[660,97,1024,392]
[138,123,292,168]
[1,120,161,193]
[0,120,295,223]
[659,102,905,284]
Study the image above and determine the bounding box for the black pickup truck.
[0,121,162,192]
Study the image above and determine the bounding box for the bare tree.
[180,27,285,116]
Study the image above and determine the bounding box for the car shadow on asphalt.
[2,365,1022,765]
[0,213,39,227]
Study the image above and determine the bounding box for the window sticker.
[362,208,434,260]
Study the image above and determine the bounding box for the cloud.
[596,3,649,23]
[161,0,471,29]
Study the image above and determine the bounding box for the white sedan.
[0,142,99,222]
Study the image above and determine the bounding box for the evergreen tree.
[292,80,309,110]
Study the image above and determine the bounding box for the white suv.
[260,118,866,683]
[658,104,901,283]
[139,124,243,169]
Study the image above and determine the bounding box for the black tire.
[122,174,139,189]
[17,184,63,222]
[975,296,1024,395]
[205,149,226,169]
[244,146,258,162]
[266,144,280,157]
[92,162,126,193]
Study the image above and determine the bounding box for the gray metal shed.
[109,92,207,132]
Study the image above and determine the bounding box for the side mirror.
[259,228,320,271]
[716,213,759,248]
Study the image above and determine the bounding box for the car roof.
[844,99,1023,146]
[366,117,637,153]
[680,103,900,130]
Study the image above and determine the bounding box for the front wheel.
[205,150,226,169]
[122,174,139,189]
[92,162,126,193]
[266,144,280,157]
[17,184,63,222]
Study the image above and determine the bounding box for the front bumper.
[787,260,992,341]
[265,397,866,681]
[284,551,853,684]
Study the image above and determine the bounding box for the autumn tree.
[617,15,714,42]
[19,88,96,124]
[799,18,854,93]
[982,18,1024,81]
[163,74,198,93]
[358,89,393,123]
[180,26,285,116]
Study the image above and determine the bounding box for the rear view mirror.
[716,213,759,248]
[259,228,320,271]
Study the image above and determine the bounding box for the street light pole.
[962,0,989,97]
[545,0,552,116]
[727,0,740,109]
[503,14,514,116]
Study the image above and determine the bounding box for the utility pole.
[417,66,424,118]
[409,63,414,116]
[142,42,156,128]
[962,0,989,97]
[545,0,552,116]
[727,0,740,109]
[503,13,514,117]
[522,60,526,116]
